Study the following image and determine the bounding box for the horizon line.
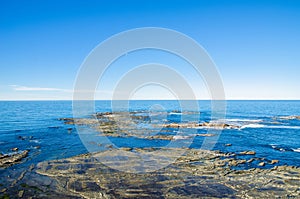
[0,99,300,101]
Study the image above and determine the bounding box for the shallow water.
[0,100,299,174]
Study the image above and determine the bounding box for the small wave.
[240,124,265,129]
[292,148,300,153]
[169,112,182,115]
[241,124,300,129]
[280,126,300,129]
[270,145,286,152]
[270,144,295,152]
[277,116,300,120]
[173,135,190,140]
[29,139,41,144]
[225,119,263,123]
[267,125,300,129]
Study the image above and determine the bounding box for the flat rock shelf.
[2,148,297,198]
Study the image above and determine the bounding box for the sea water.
[0,100,299,174]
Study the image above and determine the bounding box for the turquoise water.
[0,100,300,173]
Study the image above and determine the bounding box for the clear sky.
[1,0,300,100]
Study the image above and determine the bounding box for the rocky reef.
[0,147,299,198]
[162,122,240,129]
[30,147,300,198]
[59,111,241,140]
[0,150,29,168]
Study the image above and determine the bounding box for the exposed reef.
[0,150,29,168]
[59,111,241,141]
[30,147,300,198]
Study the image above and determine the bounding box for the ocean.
[0,100,300,179]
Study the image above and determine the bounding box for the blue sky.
[1,0,300,100]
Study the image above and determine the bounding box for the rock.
[0,188,7,193]
[214,160,226,167]
[201,122,210,126]
[239,159,247,164]
[67,128,72,133]
[17,135,26,140]
[12,147,18,151]
[225,144,232,147]
[146,135,173,140]
[120,147,132,151]
[31,147,300,198]
[200,122,240,129]
[240,151,256,155]
[258,162,265,167]
[60,118,98,125]
[270,160,279,164]
[59,111,243,142]
[164,123,180,128]
[229,159,247,166]
[162,121,240,129]
[247,158,255,163]
[18,190,24,198]
[0,150,29,167]
[0,153,8,159]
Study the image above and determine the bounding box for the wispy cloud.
[9,85,114,95]
[10,85,71,92]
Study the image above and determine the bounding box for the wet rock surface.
[0,147,299,198]
[0,150,29,168]
[2,148,294,198]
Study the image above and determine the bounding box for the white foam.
[240,124,265,129]
[194,126,206,129]
[173,135,190,140]
[241,124,300,129]
[292,148,300,153]
[169,112,182,115]
[267,125,300,129]
[29,139,40,143]
[225,119,263,123]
